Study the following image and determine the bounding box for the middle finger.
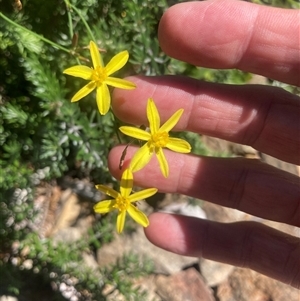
[112,75,300,165]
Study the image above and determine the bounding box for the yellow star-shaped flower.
[94,169,157,233]
[63,41,136,115]
[119,98,191,178]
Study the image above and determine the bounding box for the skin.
[109,0,300,288]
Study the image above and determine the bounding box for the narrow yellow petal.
[120,169,133,198]
[105,77,136,89]
[156,148,169,178]
[95,184,119,198]
[130,143,153,173]
[166,137,191,153]
[119,126,150,141]
[90,41,102,68]
[127,205,149,227]
[147,98,160,135]
[116,210,126,233]
[105,51,129,75]
[93,200,115,213]
[71,81,96,102]
[96,84,110,115]
[159,109,184,133]
[63,65,93,80]
[129,188,158,203]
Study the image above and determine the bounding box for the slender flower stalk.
[94,169,157,233]
[119,98,191,177]
[63,41,136,115]
[0,13,70,53]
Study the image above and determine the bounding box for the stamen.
[151,131,169,147]
[92,66,107,83]
[114,195,130,211]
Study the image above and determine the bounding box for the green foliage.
[0,189,34,249]
[0,0,298,299]
[1,231,154,300]
[89,216,116,247]
[252,0,299,8]
[91,0,168,75]
[0,1,163,298]
[1,51,114,190]
[103,253,154,300]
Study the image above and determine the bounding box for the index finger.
[159,0,300,86]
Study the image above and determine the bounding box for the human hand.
[109,0,300,288]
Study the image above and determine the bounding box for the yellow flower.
[63,41,136,115]
[119,98,191,178]
[94,169,157,233]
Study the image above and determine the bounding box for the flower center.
[151,131,169,148]
[91,66,107,84]
[114,195,130,211]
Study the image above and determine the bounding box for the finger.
[144,213,300,288]
[158,0,300,86]
[109,146,300,227]
[113,76,300,165]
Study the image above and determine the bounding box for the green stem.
[63,0,81,64]
[110,110,122,144]
[0,12,70,54]
[63,0,74,39]
[64,2,103,65]
[69,4,96,43]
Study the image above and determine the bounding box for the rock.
[51,191,94,244]
[132,275,162,301]
[247,74,268,85]
[155,268,216,301]
[217,268,300,301]
[51,191,82,235]
[32,184,62,238]
[201,202,249,223]
[97,227,199,274]
[52,227,82,244]
[201,136,258,158]
[59,177,103,202]
[0,297,18,301]
[82,252,99,271]
[162,202,207,219]
[259,153,299,176]
[200,259,235,287]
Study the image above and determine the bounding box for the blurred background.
[0,0,299,300]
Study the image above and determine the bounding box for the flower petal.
[71,81,96,102]
[105,51,129,75]
[127,205,149,227]
[147,98,160,135]
[159,109,184,133]
[90,41,102,68]
[130,143,153,173]
[120,169,133,198]
[95,184,119,198]
[105,77,136,89]
[63,65,93,80]
[93,200,115,213]
[128,188,158,202]
[156,148,169,178]
[119,126,150,141]
[116,210,126,233]
[166,137,191,153]
[96,84,110,115]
